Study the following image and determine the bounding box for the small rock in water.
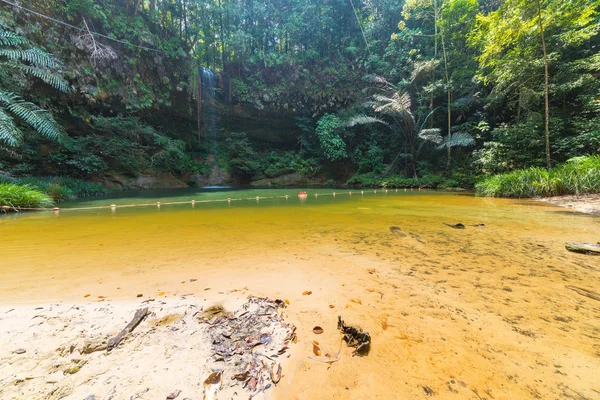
[137,294,143,298]
[190,278,197,282]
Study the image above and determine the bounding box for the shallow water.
[1,189,599,399]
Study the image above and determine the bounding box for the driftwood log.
[565,286,600,302]
[565,242,600,255]
[107,307,149,351]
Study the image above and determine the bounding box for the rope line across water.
[12,188,413,213]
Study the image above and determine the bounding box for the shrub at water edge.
[0,184,54,210]
[476,155,600,198]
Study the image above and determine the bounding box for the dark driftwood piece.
[107,307,149,351]
[565,286,600,302]
[443,223,465,229]
[565,242,600,255]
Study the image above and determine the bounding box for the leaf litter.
[199,296,296,398]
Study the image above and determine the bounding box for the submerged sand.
[1,192,599,399]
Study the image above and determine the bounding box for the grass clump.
[476,155,600,198]
[0,176,108,201]
[0,183,54,210]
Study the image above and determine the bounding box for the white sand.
[0,295,292,400]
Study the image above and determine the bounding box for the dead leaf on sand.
[302,291,312,296]
[270,362,282,384]
[158,291,165,296]
[313,343,322,356]
[84,294,90,298]
[285,299,290,305]
[367,269,376,274]
[313,326,324,334]
[329,304,335,308]
[203,371,222,400]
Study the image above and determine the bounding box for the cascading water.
[199,67,218,163]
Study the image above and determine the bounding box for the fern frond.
[0,30,27,46]
[0,48,59,68]
[346,115,389,128]
[0,93,60,140]
[17,65,71,92]
[0,106,20,146]
[436,132,475,149]
[418,128,442,144]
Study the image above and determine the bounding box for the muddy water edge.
[0,190,599,399]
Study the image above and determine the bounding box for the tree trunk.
[440,24,452,170]
[536,0,551,168]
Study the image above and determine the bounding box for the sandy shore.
[539,193,600,215]
[0,294,293,400]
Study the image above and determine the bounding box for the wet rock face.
[98,172,189,190]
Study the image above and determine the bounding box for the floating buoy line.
[7,188,421,214]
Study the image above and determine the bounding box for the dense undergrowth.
[476,155,600,198]
[0,183,53,210]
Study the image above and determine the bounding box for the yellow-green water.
[1,189,599,399]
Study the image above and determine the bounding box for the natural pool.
[1,188,599,399]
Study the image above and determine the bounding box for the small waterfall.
[199,67,218,163]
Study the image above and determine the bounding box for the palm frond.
[0,93,61,141]
[411,60,438,83]
[17,65,71,92]
[0,107,20,146]
[436,132,475,150]
[0,48,60,69]
[418,128,442,144]
[346,115,389,128]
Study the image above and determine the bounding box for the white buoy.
[349,191,352,195]
[285,195,289,199]
[191,200,195,205]
[53,207,60,214]
[361,190,364,195]
[385,189,388,193]
[110,204,116,213]
[315,193,318,197]
[374,190,377,194]
[157,202,161,208]
[333,192,336,197]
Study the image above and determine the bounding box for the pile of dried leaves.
[198,297,296,398]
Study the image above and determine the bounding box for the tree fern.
[16,65,70,92]
[436,132,475,149]
[418,128,443,144]
[0,48,60,69]
[0,93,61,141]
[0,30,27,47]
[0,107,20,146]
[345,115,389,128]
[0,26,69,146]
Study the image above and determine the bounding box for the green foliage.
[0,175,108,201]
[225,132,259,179]
[316,114,347,161]
[476,155,600,197]
[0,183,53,209]
[261,151,320,178]
[0,24,69,146]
